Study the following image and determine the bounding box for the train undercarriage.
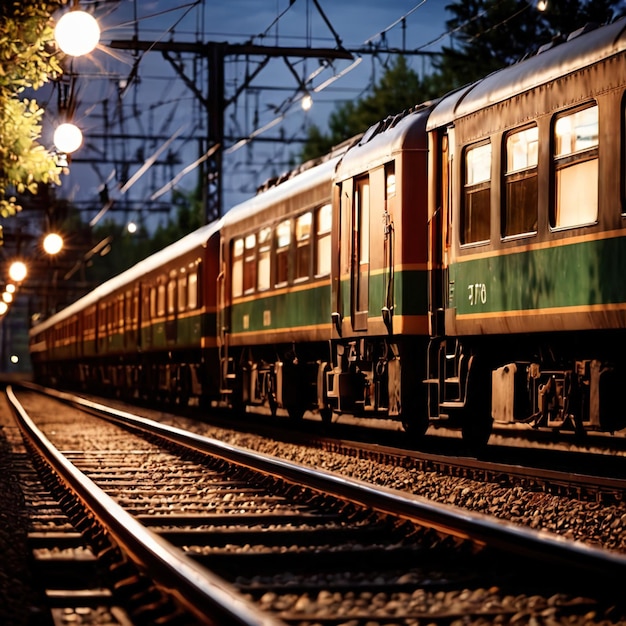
[426,331,626,445]
[219,336,429,434]
[33,330,626,448]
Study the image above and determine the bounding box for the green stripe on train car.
[230,283,331,333]
[449,235,626,315]
[340,268,429,317]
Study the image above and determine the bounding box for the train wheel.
[286,404,305,421]
[320,406,333,425]
[461,413,493,451]
[460,354,492,451]
[401,412,428,440]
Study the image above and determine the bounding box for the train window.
[118,297,124,331]
[178,275,187,312]
[503,126,538,237]
[167,278,176,314]
[149,287,157,319]
[462,142,491,244]
[295,212,312,281]
[386,162,396,197]
[243,233,256,294]
[108,302,115,334]
[275,219,291,286]
[188,272,198,309]
[257,227,271,291]
[157,284,166,316]
[124,291,132,326]
[316,203,332,276]
[552,105,598,228]
[232,238,244,298]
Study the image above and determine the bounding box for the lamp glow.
[0,302,7,316]
[2,292,12,304]
[43,233,64,255]
[301,94,313,111]
[9,261,27,283]
[55,10,100,56]
[54,123,83,153]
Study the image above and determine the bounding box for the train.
[29,18,626,447]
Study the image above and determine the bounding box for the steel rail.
[25,383,626,581]
[6,386,285,626]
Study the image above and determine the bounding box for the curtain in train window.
[316,203,332,276]
[149,287,157,319]
[177,275,187,312]
[231,238,244,298]
[167,277,176,314]
[553,105,598,228]
[157,284,166,316]
[243,233,256,294]
[462,142,491,244]
[295,212,312,281]
[188,272,198,309]
[257,227,271,291]
[275,220,291,286]
[503,125,538,237]
[117,297,124,331]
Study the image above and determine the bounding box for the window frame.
[551,103,599,230]
[315,203,332,277]
[461,141,492,245]
[294,212,312,282]
[502,124,539,239]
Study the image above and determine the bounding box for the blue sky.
[49,1,453,228]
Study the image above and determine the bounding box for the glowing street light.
[43,232,64,255]
[301,93,313,111]
[54,122,83,153]
[8,261,27,283]
[54,10,100,57]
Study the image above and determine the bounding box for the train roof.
[29,219,221,336]
[221,151,343,229]
[427,18,626,130]
[335,103,433,180]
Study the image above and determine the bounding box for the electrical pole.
[109,39,353,223]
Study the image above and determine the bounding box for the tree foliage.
[85,188,206,284]
[433,0,626,92]
[0,1,65,218]
[301,56,438,162]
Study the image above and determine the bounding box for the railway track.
[5,385,626,624]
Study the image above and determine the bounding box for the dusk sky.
[48,1,453,229]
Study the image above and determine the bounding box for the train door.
[426,126,454,420]
[429,128,452,337]
[217,236,233,402]
[351,176,370,331]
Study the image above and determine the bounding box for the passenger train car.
[29,18,626,445]
[426,19,626,444]
[29,222,222,406]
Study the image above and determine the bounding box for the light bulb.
[54,123,83,153]
[55,10,100,56]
